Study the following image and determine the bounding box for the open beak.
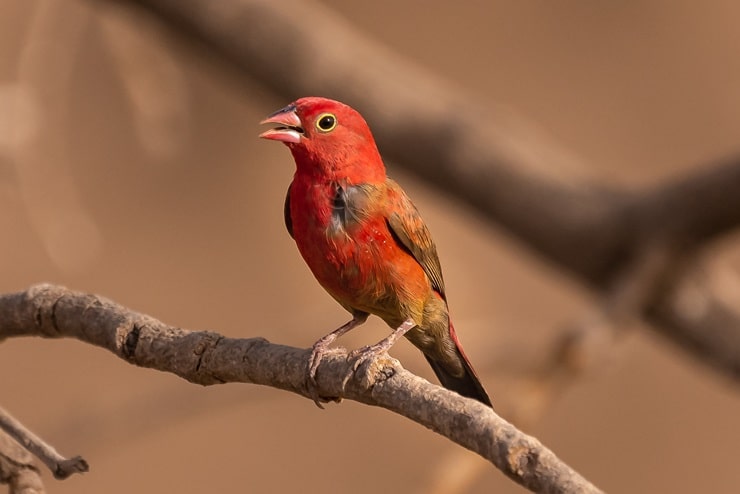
[259,104,304,144]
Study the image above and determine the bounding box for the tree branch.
[0,284,602,494]
[0,430,45,494]
[645,256,740,378]
[0,408,88,481]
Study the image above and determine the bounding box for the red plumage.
[260,97,491,407]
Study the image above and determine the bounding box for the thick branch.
[634,155,740,246]
[0,284,602,494]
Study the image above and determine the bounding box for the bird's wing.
[384,179,446,300]
[284,184,294,239]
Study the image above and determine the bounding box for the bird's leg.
[307,313,368,407]
[347,318,416,370]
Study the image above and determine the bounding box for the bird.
[259,97,491,408]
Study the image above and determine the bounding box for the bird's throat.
[288,143,386,185]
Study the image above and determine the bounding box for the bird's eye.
[315,113,337,132]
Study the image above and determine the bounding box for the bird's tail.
[425,321,492,408]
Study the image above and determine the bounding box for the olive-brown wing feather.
[384,180,446,300]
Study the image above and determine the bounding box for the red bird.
[260,97,491,407]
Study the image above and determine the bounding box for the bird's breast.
[289,180,399,300]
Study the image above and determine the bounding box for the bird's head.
[260,97,385,183]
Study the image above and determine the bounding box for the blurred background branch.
[99,0,740,382]
[13,1,103,275]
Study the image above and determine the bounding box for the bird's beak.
[259,104,304,144]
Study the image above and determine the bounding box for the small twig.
[0,284,602,494]
[0,407,88,480]
[646,257,740,378]
[0,429,45,494]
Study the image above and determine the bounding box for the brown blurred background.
[2,1,740,492]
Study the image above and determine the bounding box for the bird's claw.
[306,339,344,408]
[345,343,385,380]
[347,344,371,361]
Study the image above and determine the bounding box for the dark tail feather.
[425,352,492,408]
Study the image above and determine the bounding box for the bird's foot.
[306,314,369,408]
[345,318,416,383]
[347,341,389,366]
[345,343,389,382]
[307,335,341,408]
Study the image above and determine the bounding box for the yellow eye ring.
[315,113,337,132]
